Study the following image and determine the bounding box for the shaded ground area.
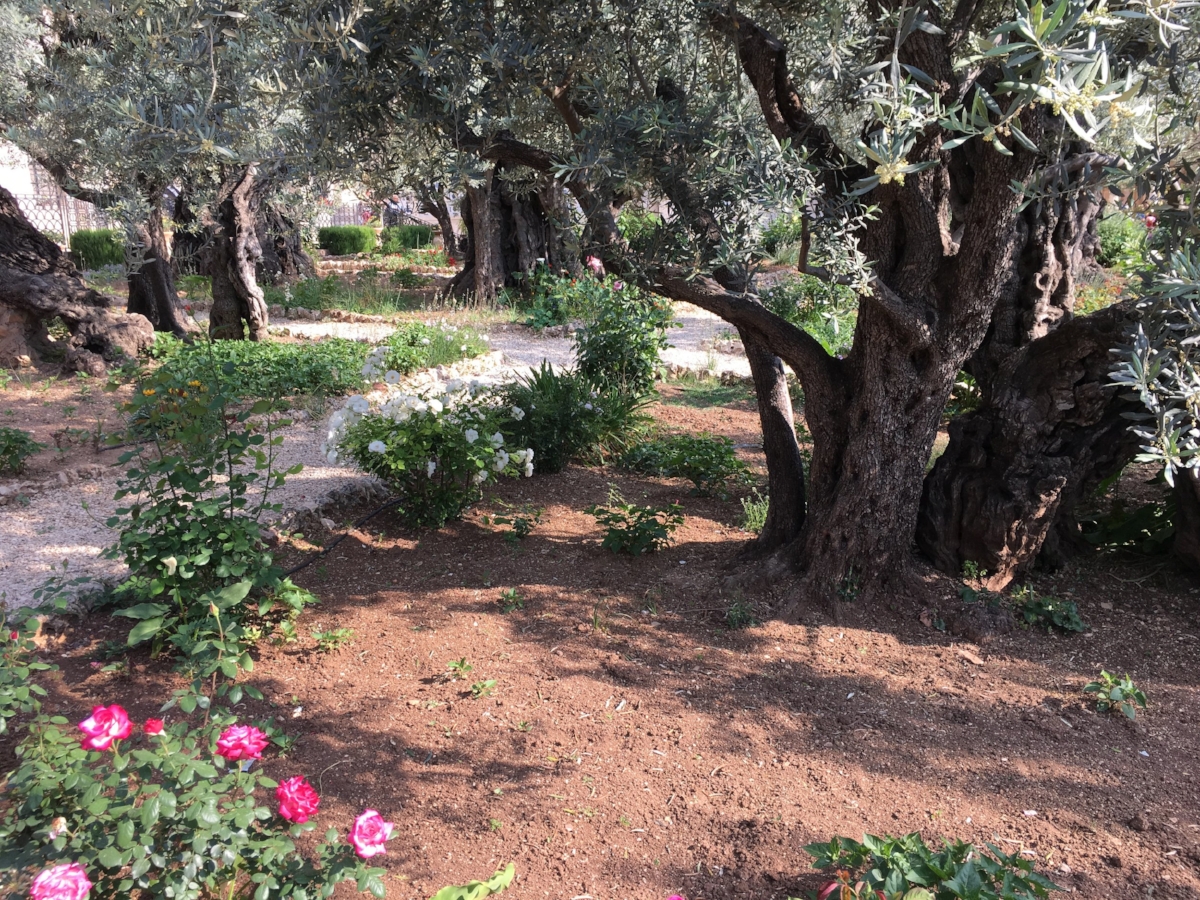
[7,395,1199,900]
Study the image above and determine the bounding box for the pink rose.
[30,862,92,900]
[9,631,17,640]
[585,255,604,276]
[348,809,394,858]
[276,776,320,823]
[613,281,624,291]
[216,724,269,761]
[78,705,132,751]
[143,719,164,736]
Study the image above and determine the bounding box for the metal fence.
[313,200,375,227]
[11,191,115,241]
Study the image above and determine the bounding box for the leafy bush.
[805,832,1060,900]
[0,706,391,899]
[107,353,317,675]
[379,224,433,253]
[740,488,769,533]
[619,433,749,496]
[317,225,377,256]
[0,426,44,474]
[498,363,648,474]
[1012,588,1087,633]
[152,334,369,400]
[70,228,124,270]
[616,208,664,253]
[574,282,673,396]
[1084,670,1147,719]
[762,276,857,357]
[761,214,806,255]
[361,322,486,379]
[0,610,51,735]
[326,384,533,528]
[1097,212,1147,270]
[586,489,683,555]
[510,268,612,329]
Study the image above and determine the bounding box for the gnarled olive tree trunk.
[208,166,269,341]
[126,185,198,337]
[0,186,152,372]
[446,166,579,304]
[256,201,315,285]
[916,168,1143,588]
[418,190,459,255]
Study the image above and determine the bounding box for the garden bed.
[4,388,1199,900]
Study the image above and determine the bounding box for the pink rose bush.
[77,705,132,751]
[276,776,321,823]
[30,862,92,900]
[143,718,164,736]
[348,809,394,858]
[215,724,269,761]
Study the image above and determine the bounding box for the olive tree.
[333,0,1195,606]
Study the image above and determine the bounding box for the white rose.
[384,370,401,384]
[368,440,387,454]
[490,432,504,448]
[524,462,534,478]
[473,469,488,485]
[511,406,525,421]
[427,398,444,415]
[493,450,510,471]
[465,428,479,444]
[420,337,431,345]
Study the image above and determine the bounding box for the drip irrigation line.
[281,497,404,578]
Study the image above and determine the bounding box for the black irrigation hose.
[281,497,404,578]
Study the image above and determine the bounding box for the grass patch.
[661,373,754,408]
[151,335,369,400]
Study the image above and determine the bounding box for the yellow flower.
[875,159,909,186]
[142,388,156,397]
[188,380,202,388]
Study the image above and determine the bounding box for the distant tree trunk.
[170,188,211,277]
[738,329,806,553]
[208,166,268,341]
[0,186,152,372]
[126,186,197,337]
[418,191,458,255]
[448,166,580,304]
[256,202,315,285]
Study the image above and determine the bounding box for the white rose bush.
[324,380,534,527]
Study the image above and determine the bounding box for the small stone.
[1058,864,1072,876]
[319,517,337,532]
[1129,813,1150,832]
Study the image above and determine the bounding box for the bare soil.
[5,392,1199,900]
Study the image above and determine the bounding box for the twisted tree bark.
[126,184,197,337]
[0,186,152,372]
[208,166,269,341]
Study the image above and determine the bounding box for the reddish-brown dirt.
[6,391,1200,900]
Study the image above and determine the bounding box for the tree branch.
[31,154,118,209]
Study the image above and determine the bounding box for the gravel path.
[1,304,750,610]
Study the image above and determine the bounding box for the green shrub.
[0,609,51,735]
[1012,587,1087,633]
[70,228,124,270]
[575,283,673,396]
[151,334,369,400]
[380,224,434,253]
[498,363,648,474]
[761,214,805,255]
[0,426,44,474]
[1097,212,1147,270]
[107,353,317,673]
[806,832,1060,899]
[328,385,532,528]
[617,208,664,253]
[619,433,749,496]
[361,322,486,379]
[586,490,683,555]
[762,275,857,357]
[317,225,377,256]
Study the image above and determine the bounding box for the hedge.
[380,224,434,253]
[70,229,125,270]
[317,225,377,256]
